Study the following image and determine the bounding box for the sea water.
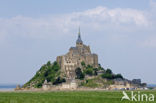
[0,84,16,91]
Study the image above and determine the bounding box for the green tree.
[106,68,112,74]
[93,68,98,75]
[101,73,113,79]
[81,61,86,67]
[23,61,61,88]
[75,67,85,79]
[53,77,66,85]
[86,65,93,69]
[47,61,51,66]
[114,74,123,79]
[84,68,93,76]
[52,61,60,71]
[98,64,104,70]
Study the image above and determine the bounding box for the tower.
[76,27,83,47]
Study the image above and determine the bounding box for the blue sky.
[0,0,156,84]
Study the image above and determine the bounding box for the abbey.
[56,29,98,79]
[21,28,147,91]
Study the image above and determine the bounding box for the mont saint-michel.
[56,28,98,80]
[19,29,146,91]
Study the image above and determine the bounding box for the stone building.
[132,79,141,84]
[61,79,78,89]
[42,80,52,90]
[57,28,98,79]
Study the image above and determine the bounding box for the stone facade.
[57,29,98,79]
[61,79,78,89]
[42,80,52,90]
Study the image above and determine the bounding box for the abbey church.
[57,28,98,79]
[21,28,147,91]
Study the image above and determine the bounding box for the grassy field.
[0,90,155,103]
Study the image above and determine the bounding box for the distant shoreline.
[0,84,155,92]
[147,84,156,88]
[0,84,16,92]
[0,88,14,92]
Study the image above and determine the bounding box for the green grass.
[0,90,155,103]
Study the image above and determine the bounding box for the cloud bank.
[0,5,154,37]
[0,3,156,48]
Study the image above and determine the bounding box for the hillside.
[23,61,124,88]
[23,61,65,88]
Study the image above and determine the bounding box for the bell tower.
[76,27,83,47]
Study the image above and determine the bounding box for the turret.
[76,27,83,47]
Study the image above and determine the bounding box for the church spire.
[76,27,83,45]
[78,26,80,36]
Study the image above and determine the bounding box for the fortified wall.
[57,29,98,79]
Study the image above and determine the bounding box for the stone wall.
[56,43,98,79]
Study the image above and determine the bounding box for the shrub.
[23,61,61,88]
[36,82,42,88]
[84,68,93,76]
[47,61,51,66]
[101,73,113,79]
[98,64,104,70]
[53,77,66,85]
[114,74,123,79]
[81,61,86,67]
[106,69,112,74]
[75,68,85,79]
[52,62,60,71]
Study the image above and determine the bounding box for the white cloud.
[0,5,154,42]
[77,6,148,26]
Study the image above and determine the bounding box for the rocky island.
[19,29,146,91]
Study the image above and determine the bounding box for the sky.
[0,0,156,84]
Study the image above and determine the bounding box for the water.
[0,84,16,91]
[147,84,156,88]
